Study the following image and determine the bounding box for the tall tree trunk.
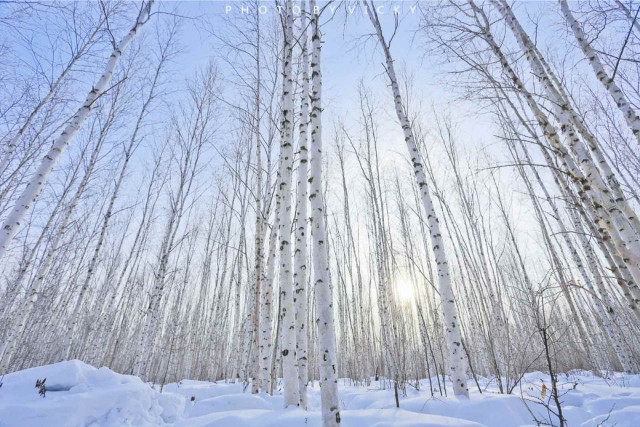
[364,0,469,397]
[309,1,341,424]
[277,0,300,408]
[252,4,264,395]
[293,0,310,408]
[558,0,640,145]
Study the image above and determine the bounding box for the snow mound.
[0,360,175,427]
[188,393,270,417]
[163,380,243,401]
[2,362,640,426]
[342,409,485,427]
[176,408,484,427]
[400,394,533,427]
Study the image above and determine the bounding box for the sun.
[394,277,415,303]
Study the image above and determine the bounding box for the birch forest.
[1,1,640,426]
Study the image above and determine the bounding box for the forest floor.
[0,360,639,426]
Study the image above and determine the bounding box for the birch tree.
[277,0,300,407]
[309,0,341,424]
[64,24,175,361]
[0,12,102,178]
[0,1,155,260]
[293,0,311,408]
[134,66,217,378]
[252,4,264,396]
[558,0,640,145]
[490,0,640,301]
[363,0,470,397]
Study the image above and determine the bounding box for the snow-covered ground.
[1,361,639,426]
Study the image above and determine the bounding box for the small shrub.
[35,378,47,397]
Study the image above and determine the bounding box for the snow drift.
[0,361,639,426]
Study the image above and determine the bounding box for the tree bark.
[309,0,342,423]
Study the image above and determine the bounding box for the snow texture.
[1,361,639,426]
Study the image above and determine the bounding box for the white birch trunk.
[293,0,310,408]
[559,0,640,145]
[309,0,341,423]
[278,0,300,407]
[259,137,283,393]
[260,198,278,393]
[0,1,153,261]
[364,1,469,397]
[615,0,640,34]
[252,7,264,394]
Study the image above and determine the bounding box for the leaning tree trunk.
[491,0,640,290]
[471,0,640,306]
[0,0,154,261]
[0,24,100,179]
[364,0,469,397]
[558,0,640,145]
[309,0,341,425]
[0,127,108,370]
[62,51,166,361]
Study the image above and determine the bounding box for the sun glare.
[395,278,415,303]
